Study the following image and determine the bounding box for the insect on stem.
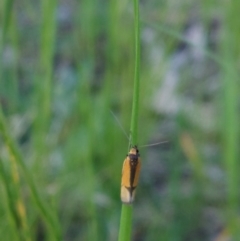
[121,146,141,204]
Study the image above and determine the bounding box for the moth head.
[129,145,139,155]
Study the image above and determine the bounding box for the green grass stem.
[76,65,98,241]
[2,0,14,42]
[0,0,14,91]
[0,1,31,240]
[0,158,22,241]
[33,0,57,172]
[221,1,240,238]
[130,0,141,146]
[118,205,133,241]
[118,0,140,240]
[8,150,31,241]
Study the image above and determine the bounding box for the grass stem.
[118,0,140,240]
[130,0,141,146]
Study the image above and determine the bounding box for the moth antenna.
[140,140,168,148]
[109,110,129,141]
[128,132,133,150]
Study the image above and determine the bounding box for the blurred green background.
[0,0,240,240]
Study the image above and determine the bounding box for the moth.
[121,146,141,204]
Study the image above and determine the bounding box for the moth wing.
[133,157,141,187]
[121,186,134,204]
[121,156,130,187]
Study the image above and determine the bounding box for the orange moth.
[121,145,141,204]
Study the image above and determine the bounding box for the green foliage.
[0,0,240,240]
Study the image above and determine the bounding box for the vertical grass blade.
[0,1,31,240]
[8,152,31,241]
[0,0,14,91]
[130,0,141,146]
[2,0,14,42]
[118,0,141,240]
[118,205,133,241]
[221,0,240,238]
[33,0,58,171]
[0,157,22,241]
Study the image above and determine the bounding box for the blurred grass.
[0,0,240,241]
[221,0,240,239]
